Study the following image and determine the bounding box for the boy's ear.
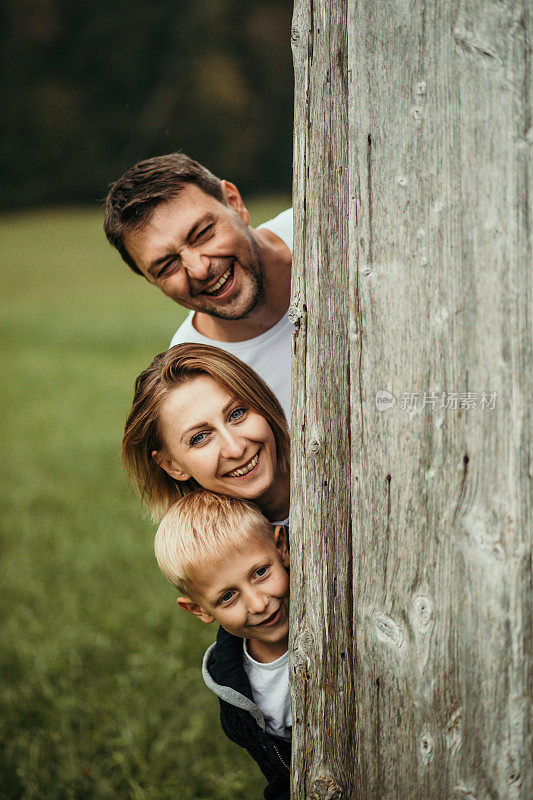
[151,450,191,482]
[220,180,250,226]
[176,596,215,624]
[273,525,290,568]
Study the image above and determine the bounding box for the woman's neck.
[257,468,290,522]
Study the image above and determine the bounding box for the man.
[104,153,293,419]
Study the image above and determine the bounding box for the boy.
[155,490,291,800]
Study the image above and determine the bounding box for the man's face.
[124,183,264,320]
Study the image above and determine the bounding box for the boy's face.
[178,527,290,657]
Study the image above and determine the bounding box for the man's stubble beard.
[193,235,265,322]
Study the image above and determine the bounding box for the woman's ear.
[273,525,290,568]
[220,180,250,225]
[151,450,191,482]
[177,597,215,624]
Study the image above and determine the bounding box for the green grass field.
[0,198,289,800]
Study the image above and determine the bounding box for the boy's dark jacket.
[202,625,291,800]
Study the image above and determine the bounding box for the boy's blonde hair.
[155,490,275,597]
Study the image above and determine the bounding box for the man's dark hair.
[104,153,225,275]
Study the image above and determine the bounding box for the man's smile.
[203,264,234,296]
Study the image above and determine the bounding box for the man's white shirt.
[169,208,293,421]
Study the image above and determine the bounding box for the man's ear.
[273,525,290,568]
[220,180,250,226]
[151,450,191,482]
[177,596,215,624]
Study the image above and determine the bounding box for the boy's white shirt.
[242,639,292,740]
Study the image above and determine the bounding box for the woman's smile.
[223,449,261,478]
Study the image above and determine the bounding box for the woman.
[123,344,290,523]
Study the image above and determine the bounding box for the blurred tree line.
[0,0,293,208]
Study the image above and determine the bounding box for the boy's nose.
[246,590,269,615]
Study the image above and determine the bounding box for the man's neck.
[192,227,291,343]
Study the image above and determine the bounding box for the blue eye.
[219,590,234,604]
[189,431,206,447]
[229,407,246,421]
[255,566,268,578]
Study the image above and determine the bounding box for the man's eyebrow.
[186,213,215,241]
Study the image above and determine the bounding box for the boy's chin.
[253,623,289,645]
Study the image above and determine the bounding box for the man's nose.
[182,248,211,281]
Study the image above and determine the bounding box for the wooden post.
[290,1,354,797]
[290,1,531,798]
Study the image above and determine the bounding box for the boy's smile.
[179,528,290,663]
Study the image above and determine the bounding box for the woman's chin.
[218,474,271,501]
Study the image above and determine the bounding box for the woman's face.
[154,375,278,502]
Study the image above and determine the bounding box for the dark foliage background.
[0,0,294,207]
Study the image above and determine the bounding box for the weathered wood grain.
[290,1,355,798]
[291,0,531,797]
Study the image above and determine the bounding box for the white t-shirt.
[169,208,293,421]
[243,640,292,740]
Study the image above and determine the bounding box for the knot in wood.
[372,611,405,651]
[288,304,303,327]
[446,707,463,755]
[290,649,305,671]
[309,439,320,454]
[291,628,314,681]
[419,731,434,765]
[451,785,478,800]
[507,757,522,787]
[308,776,343,800]
[291,25,301,43]
[291,661,310,684]
[413,594,432,634]
[295,629,314,655]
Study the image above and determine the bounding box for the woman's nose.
[220,431,247,460]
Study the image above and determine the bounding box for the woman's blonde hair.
[122,343,289,520]
[155,490,275,596]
